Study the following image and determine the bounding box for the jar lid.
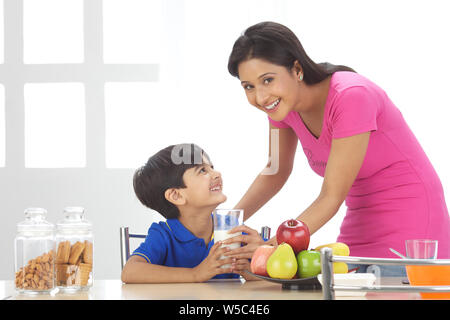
[56,206,92,232]
[17,208,55,232]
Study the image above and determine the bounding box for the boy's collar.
[165,218,203,242]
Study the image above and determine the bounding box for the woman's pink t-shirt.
[269,71,450,259]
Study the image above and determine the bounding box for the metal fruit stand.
[320,247,450,300]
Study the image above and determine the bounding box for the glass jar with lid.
[55,206,93,292]
[14,208,56,294]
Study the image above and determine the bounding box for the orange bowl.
[406,265,450,299]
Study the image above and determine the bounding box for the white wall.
[1,0,449,280]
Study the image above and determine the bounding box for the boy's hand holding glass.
[213,209,243,267]
[192,241,234,282]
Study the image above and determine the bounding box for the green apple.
[296,250,321,278]
[266,243,297,279]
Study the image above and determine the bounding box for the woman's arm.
[296,131,371,234]
[234,123,299,221]
[225,131,371,258]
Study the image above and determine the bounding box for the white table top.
[1,277,420,300]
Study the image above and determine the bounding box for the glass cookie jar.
[55,207,93,292]
[14,208,56,294]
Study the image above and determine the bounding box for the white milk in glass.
[214,230,241,268]
[214,230,241,249]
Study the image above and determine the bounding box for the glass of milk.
[213,209,243,268]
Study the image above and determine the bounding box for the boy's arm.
[121,241,234,283]
[121,255,197,283]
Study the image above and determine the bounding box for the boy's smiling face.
[179,157,227,209]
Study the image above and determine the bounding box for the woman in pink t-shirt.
[223,22,449,276]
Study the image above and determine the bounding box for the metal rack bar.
[320,247,450,300]
[331,255,450,266]
[333,285,450,293]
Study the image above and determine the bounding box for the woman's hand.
[221,225,267,260]
[231,258,261,281]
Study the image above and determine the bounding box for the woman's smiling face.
[238,58,303,122]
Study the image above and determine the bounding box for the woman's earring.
[298,74,303,81]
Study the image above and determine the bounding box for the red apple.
[250,245,276,276]
[276,219,310,254]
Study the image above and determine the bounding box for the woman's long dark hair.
[228,21,355,84]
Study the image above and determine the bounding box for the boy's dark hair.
[133,143,211,219]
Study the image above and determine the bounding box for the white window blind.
[24,83,86,168]
[0,84,4,167]
[103,0,163,64]
[0,0,4,63]
[23,0,84,64]
[105,82,163,169]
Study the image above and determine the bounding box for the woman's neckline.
[297,74,334,141]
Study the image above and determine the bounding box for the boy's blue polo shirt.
[131,218,239,279]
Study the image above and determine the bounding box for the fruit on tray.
[296,250,321,278]
[333,262,349,274]
[250,245,276,277]
[266,243,297,279]
[276,219,310,254]
[314,242,350,256]
[250,240,352,279]
[314,242,350,274]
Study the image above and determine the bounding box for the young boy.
[121,143,257,283]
